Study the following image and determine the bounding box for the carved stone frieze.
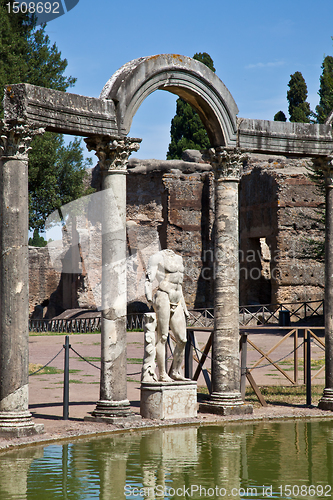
[203,147,247,181]
[85,136,141,173]
[0,121,44,160]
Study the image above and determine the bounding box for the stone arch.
[100,54,239,148]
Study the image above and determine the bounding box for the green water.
[0,420,333,499]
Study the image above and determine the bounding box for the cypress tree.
[287,71,311,123]
[167,52,215,159]
[316,54,333,124]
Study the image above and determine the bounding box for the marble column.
[315,156,333,411]
[84,136,141,421]
[200,148,252,415]
[0,122,44,436]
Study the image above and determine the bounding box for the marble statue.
[144,249,189,382]
[141,312,158,382]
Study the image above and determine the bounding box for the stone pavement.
[0,328,331,452]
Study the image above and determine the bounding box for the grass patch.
[127,358,143,365]
[29,364,62,375]
[29,331,101,337]
[76,356,100,363]
[276,358,325,371]
[198,384,325,408]
[29,364,81,375]
[245,384,324,407]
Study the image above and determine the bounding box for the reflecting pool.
[0,419,333,499]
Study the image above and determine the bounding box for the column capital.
[85,136,141,173]
[0,122,44,160]
[202,147,248,181]
[312,155,333,187]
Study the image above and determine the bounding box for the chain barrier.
[248,340,305,371]
[69,346,101,370]
[28,348,64,375]
[190,338,212,362]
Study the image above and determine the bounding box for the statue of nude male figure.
[145,249,189,382]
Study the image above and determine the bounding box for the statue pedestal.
[140,381,197,420]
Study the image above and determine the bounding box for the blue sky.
[45,0,333,161]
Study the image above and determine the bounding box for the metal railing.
[29,317,101,333]
[239,300,324,326]
[185,326,326,404]
[29,300,324,333]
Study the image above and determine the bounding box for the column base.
[318,388,333,411]
[199,391,253,416]
[84,399,141,424]
[0,411,44,437]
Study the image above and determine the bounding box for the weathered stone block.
[140,381,197,420]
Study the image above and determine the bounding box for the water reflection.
[0,419,332,499]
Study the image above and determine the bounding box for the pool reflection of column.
[201,425,247,500]
[0,448,43,499]
[140,428,198,499]
[87,435,133,500]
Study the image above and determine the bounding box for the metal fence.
[29,300,324,333]
[29,317,101,333]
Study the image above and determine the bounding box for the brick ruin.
[29,151,325,317]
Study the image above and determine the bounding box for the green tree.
[306,49,333,260]
[316,54,333,124]
[28,228,49,247]
[28,133,92,232]
[167,52,215,159]
[0,3,92,232]
[287,71,311,123]
[274,111,287,122]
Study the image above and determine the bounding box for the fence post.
[63,335,70,420]
[303,329,307,385]
[240,332,248,401]
[306,330,312,406]
[185,329,193,379]
[294,328,299,385]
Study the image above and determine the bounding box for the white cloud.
[245,61,285,70]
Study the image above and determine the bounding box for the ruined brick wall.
[28,246,61,316]
[126,159,214,309]
[160,171,214,308]
[240,154,324,306]
[28,153,325,316]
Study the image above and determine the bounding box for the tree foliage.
[167,52,215,159]
[274,111,287,122]
[28,134,92,232]
[0,2,75,96]
[0,2,92,233]
[316,54,333,124]
[287,71,311,123]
